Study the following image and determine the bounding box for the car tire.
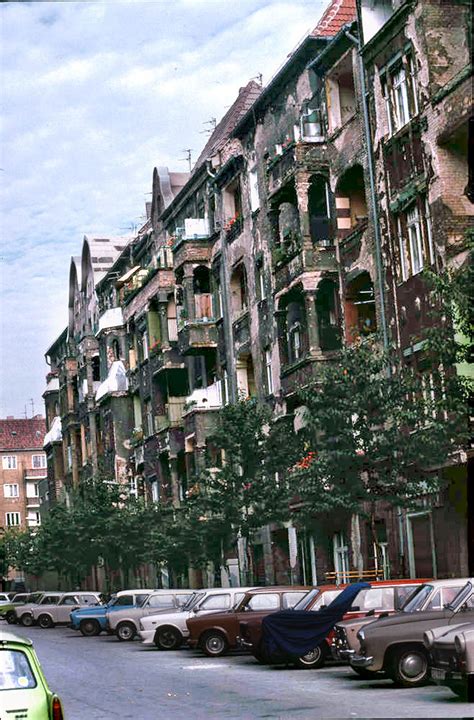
[80,619,101,637]
[38,614,54,629]
[20,614,34,627]
[154,626,182,650]
[116,622,136,642]
[294,642,327,670]
[388,644,429,688]
[201,631,229,657]
[6,611,16,624]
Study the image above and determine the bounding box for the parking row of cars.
[3,576,473,707]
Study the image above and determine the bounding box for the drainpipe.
[344,27,389,351]
[206,161,238,402]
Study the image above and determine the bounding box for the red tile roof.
[0,417,46,451]
[311,0,356,38]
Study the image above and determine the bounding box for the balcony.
[280,356,324,397]
[224,216,243,243]
[172,219,215,269]
[274,252,304,291]
[151,346,185,376]
[177,320,218,356]
[267,144,296,196]
[97,307,123,335]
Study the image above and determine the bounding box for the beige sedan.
[32,592,102,628]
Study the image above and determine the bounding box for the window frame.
[2,456,17,470]
[5,512,21,527]
[3,484,19,498]
[32,454,47,469]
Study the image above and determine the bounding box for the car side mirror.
[365,608,375,616]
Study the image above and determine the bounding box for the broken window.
[325,52,356,133]
[381,54,418,136]
[91,356,101,382]
[344,272,377,342]
[308,176,333,245]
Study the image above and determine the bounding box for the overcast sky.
[0,0,327,419]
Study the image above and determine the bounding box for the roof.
[0,417,46,451]
[310,0,356,37]
[82,235,132,287]
[0,631,33,647]
[192,80,262,171]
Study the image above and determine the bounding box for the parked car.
[332,577,449,673]
[0,629,65,718]
[70,588,154,636]
[107,589,194,641]
[350,578,474,687]
[2,593,45,624]
[424,621,474,701]
[139,587,254,650]
[240,579,420,669]
[32,591,102,629]
[15,593,64,627]
[187,586,312,657]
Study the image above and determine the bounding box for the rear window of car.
[311,590,341,610]
[246,594,280,611]
[175,594,192,607]
[199,594,231,611]
[350,587,394,612]
[0,594,9,602]
[78,595,99,605]
[0,649,36,691]
[40,595,60,605]
[282,592,307,609]
[59,596,78,606]
[148,595,175,608]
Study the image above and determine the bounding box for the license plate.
[431,667,446,680]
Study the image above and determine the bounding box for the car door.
[56,596,80,623]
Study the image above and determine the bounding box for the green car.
[0,630,65,718]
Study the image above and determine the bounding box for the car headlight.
[357,629,365,641]
[423,630,435,650]
[454,634,466,656]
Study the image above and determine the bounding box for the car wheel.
[154,626,182,650]
[116,622,136,642]
[6,611,16,624]
[38,614,54,629]
[388,645,429,687]
[80,619,101,637]
[20,614,34,627]
[294,642,327,670]
[201,631,228,657]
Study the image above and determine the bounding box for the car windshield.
[401,584,433,612]
[182,592,205,611]
[0,649,37,691]
[446,581,473,611]
[292,589,319,611]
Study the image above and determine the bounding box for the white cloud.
[0,0,327,417]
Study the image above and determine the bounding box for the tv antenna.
[179,149,193,172]
[200,117,217,135]
[251,73,263,86]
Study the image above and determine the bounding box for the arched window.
[309,175,333,245]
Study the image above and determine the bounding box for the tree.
[289,334,468,550]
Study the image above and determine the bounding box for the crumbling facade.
[43,0,471,587]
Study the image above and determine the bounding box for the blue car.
[70,589,153,636]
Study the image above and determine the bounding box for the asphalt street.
[7,624,473,719]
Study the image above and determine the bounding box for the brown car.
[186,586,312,657]
[240,579,425,669]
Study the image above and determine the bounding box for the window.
[114,595,134,606]
[256,265,266,301]
[4,484,19,498]
[0,649,37,690]
[59,596,79,606]
[129,476,138,498]
[147,594,175,608]
[145,400,154,437]
[248,168,260,212]
[27,512,41,527]
[396,200,433,281]
[264,349,273,395]
[382,55,418,136]
[199,594,231,611]
[282,592,307,609]
[289,323,302,362]
[2,456,17,470]
[247,593,280,611]
[32,454,46,469]
[5,512,20,527]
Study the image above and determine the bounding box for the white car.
[139,587,254,650]
[107,589,193,641]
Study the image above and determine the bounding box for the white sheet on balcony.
[95,361,128,401]
[43,416,62,447]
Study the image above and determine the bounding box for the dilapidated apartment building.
[43,0,471,587]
